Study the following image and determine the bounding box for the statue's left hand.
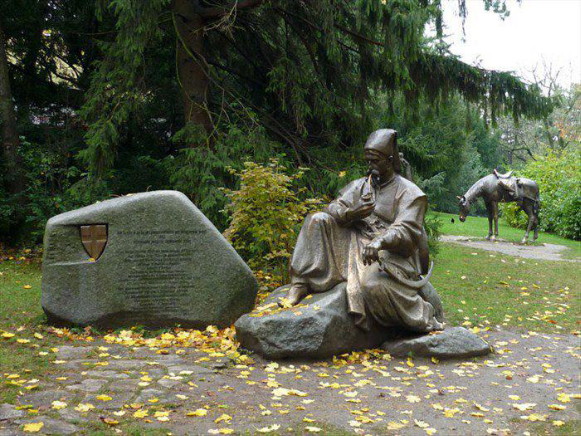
[363,239,382,265]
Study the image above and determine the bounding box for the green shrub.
[500,149,580,240]
[223,160,322,279]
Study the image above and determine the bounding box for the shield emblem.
[80,224,108,260]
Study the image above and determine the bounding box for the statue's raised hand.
[345,200,375,222]
[363,239,382,265]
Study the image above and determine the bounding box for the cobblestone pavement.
[1,329,579,435]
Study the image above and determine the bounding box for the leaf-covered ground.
[1,233,579,435]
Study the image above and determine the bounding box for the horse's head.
[457,195,470,222]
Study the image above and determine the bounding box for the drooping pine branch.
[80,0,170,177]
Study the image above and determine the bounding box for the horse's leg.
[533,201,540,241]
[492,202,499,241]
[485,201,493,240]
[522,201,533,244]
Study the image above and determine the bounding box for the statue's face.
[365,151,392,181]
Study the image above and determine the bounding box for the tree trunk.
[173,0,213,143]
[0,23,24,197]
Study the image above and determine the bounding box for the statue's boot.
[286,283,308,306]
[427,317,444,332]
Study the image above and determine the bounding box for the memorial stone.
[42,191,257,328]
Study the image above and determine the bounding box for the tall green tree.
[0,21,23,199]
[81,0,552,176]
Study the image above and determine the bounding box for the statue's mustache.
[367,169,381,187]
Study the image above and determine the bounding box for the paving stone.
[16,418,79,435]
[83,370,129,379]
[157,378,183,389]
[145,355,187,366]
[55,346,95,360]
[106,380,141,393]
[0,404,24,420]
[100,359,145,370]
[17,391,72,408]
[167,365,215,376]
[84,392,133,410]
[56,409,92,423]
[133,389,173,404]
[65,379,107,392]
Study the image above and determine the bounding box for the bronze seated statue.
[285,129,444,333]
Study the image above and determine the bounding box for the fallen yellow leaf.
[23,422,44,433]
[186,408,208,417]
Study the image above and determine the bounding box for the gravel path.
[440,235,579,262]
[1,329,579,435]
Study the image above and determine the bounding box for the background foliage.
[501,149,580,240]
[0,0,578,258]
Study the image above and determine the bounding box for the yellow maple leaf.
[548,404,566,410]
[186,408,208,417]
[51,401,67,410]
[75,403,94,412]
[414,419,430,428]
[133,409,149,418]
[406,395,421,403]
[305,427,321,433]
[214,413,232,423]
[96,395,112,401]
[257,424,281,433]
[102,418,119,426]
[154,411,169,418]
[387,421,405,430]
[512,403,536,411]
[443,408,460,418]
[520,413,547,422]
[23,422,44,433]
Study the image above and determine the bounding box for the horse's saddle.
[496,174,537,203]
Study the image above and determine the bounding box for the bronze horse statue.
[457,170,540,243]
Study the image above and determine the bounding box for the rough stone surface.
[42,190,257,328]
[381,326,492,358]
[235,281,446,360]
[0,404,23,420]
[16,418,80,435]
[235,284,389,359]
[65,379,107,392]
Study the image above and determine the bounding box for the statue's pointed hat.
[363,129,402,173]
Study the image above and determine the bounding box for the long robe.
[289,174,439,332]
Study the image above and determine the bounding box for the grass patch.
[527,419,580,435]
[432,243,580,333]
[0,258,68,403]
[431,211,581,259]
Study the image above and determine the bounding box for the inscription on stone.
[41,191,257,328]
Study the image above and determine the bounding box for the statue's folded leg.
[289,212,351,298]
[360,264,443,333]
